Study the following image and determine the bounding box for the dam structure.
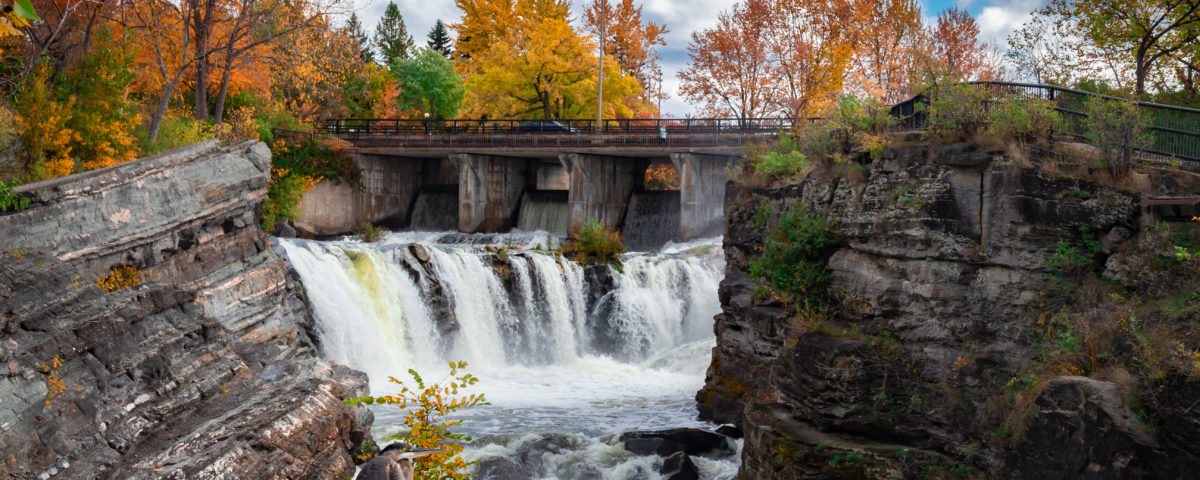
[290,118,792,242]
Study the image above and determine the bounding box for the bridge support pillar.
[452,153,531,233]
[294,154,423,236]
[560,153,648,236]
[671,152,736,239]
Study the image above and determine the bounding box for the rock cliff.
[702,143,1200,478]
[0,141,372,479]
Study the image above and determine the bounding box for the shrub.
[923,83,991,142]
[58,29,140,171]
[749,202,838,316]
[138,114,216,156]
[1,180,31,212]
[987,96,1061,143]
[95,265,143,292]
[1081,97,1152,178]
[357,222,385,242]
[260,168,319,231]
[569,220,625,266]
[345,362,488,480]
[756,149,810,180]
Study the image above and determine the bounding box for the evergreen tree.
[374,2,414,66]
[427,19,454,59]
[345,12,375,64]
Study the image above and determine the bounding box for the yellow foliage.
[345,362,488,480]
[40,355,67,406]
[16,63,80,181]
[95,265,144,292]
[460,14,646,119]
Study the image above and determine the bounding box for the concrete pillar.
[294,154,422,236]
[452,153,531,233]
[560,153,648,235]
[671,153,735,239]
[536,161,570,190]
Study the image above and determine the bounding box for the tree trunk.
[213,44,236,124]
[148,76,184,143]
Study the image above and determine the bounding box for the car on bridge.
[516,120,580,133]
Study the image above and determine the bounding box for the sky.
[352,0,1049,117]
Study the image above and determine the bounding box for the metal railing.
[321,117,806,137]
[891,81,1200,165]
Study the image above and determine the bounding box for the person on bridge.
[357,442,444,480]
[658,125,668,145]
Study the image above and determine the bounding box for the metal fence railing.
[320,117,806,137]
[891,81,1200,167]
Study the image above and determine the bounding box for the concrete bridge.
[291,118,795,245]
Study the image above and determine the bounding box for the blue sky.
[357,0,1048,116]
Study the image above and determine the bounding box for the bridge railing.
[320,117,809,137]
[891,81,1200,165]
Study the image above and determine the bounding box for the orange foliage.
[929,6,1002,81]
[584,0,669,105]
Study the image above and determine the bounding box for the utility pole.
[596,0,605,135]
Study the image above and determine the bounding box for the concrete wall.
[453,153,532,233]
[673,152,735,239]
[294,154,422,236]
[560,153,648,235]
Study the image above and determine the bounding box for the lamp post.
[596,0,605,136]
[424,112,431,136]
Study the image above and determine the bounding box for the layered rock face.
[702,143,1200,478]
[0,142,371,479]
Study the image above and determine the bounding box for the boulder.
[659,452,700,480]
[619,428,735,458]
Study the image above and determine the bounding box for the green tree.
[375,1,415,66]
[427,19,454,59]
[391,47,466,119]
[1046,0,1200,95]
[345,12,375,64]
[57,29,140,172]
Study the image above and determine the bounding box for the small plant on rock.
[357,222,385,243]
[567,220,625,267]
[749,202,838,317]
[345,362,488,480]
[95,265,143,292]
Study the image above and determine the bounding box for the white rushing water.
[278,232,736,479]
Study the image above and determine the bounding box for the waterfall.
[623,191,681,251]
[279,234,735,479]
[516,191,569,235]
[408,190,459,231]
[279,237,723,381]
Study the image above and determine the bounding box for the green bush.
[749,202,838,316]
[570,220,625,266]
[1081,97,1152,178]
[260,170,317,231]
[756,148,810,180]
[271,140,362,188]
[988,96,1061,143]
[138,115,216,156]
[357,222,384,242]
[924,83,991,142]
[0,180,31,212]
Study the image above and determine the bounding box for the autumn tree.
[392,47,465,119]
[57,29,140,171]
[427,19,453,59]
[928,7,999,81]
[765,0,859,118]
[678,0,774,120]
[583,0,668,106]
[1044,0,1200,96]
[374,1,414,66]
[849,0,923,103]
[346,12,375,64]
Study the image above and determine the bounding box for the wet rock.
[475,433,580,479]
[274,221,297,238]
[659,452,700,480]
[714,424,743,439]
[619,428,735,458]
